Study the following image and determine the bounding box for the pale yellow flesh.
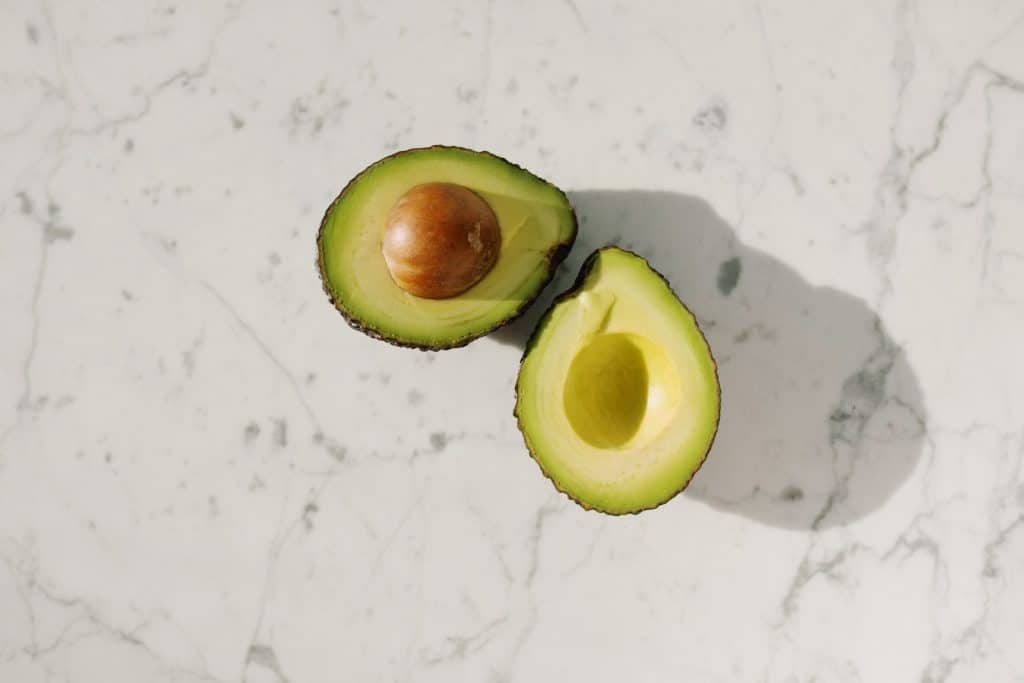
[516,249,719,514]
[319,148,575,346]
[563,332,683,449]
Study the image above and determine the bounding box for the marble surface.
[2,0,1024,681]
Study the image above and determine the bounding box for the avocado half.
[317,146,578,349]
[515,247,721,514]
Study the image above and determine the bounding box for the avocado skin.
[316,145,578,350]
[513,246,722,515]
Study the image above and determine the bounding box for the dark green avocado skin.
[513,246,722,515]
[316,145,578,351]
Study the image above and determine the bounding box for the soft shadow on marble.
[493,190,927,529]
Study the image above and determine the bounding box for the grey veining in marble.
[2,1,1024,681]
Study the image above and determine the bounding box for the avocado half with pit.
[515,247,720,514]
[317,146,577,349]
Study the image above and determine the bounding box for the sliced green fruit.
[515,247,720,514]
[317,146,577,349]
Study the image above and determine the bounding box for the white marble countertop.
[3,1,1024,681]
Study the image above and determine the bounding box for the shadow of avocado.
[491,190,927,530]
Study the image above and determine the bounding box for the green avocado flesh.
[515,247,720,514]
[317,146,577,349]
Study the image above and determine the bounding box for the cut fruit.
[515,247,720,514]
[317,146,577,349]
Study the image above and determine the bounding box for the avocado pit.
[382,182,501,299]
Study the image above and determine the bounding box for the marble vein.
[2,1,1023,681]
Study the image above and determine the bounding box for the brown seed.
[382,182,501,299]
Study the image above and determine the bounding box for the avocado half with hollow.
[317,146,577,349]
[515,247,720,514]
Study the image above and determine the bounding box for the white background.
[2,1,1024,681]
